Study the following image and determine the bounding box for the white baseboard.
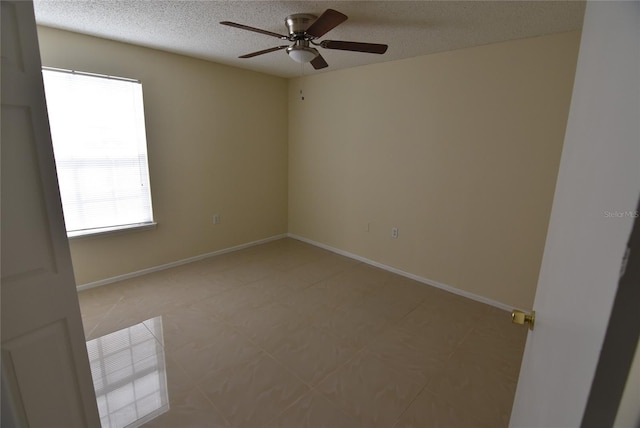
[287,233,514,312]
[77,232,514,313]
[76,234,288,292]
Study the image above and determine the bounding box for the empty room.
[2,1,638,427]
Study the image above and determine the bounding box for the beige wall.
[615,341,640,427]
[37,27,288,285]
[38,27,580,308]
[288,31,580,309]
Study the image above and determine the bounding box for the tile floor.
[78,238,527,428]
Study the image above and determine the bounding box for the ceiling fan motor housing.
[285,14,317,39]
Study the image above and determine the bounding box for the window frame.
[42,66,156,238]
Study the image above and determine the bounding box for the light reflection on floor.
[86,316,169,428]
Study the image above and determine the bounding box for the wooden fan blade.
[220,21,287,39]
[239,46,289,58]
[305,9,348,38]
[310,54,329,69]
[321,40,388,54]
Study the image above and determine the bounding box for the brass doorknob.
[511,310,535,330]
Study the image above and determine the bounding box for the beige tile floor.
[78,238,527,428]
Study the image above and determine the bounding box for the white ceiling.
[33,1,585,79]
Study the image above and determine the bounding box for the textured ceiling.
[33,1,585,78]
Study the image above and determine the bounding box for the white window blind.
[42,68,154,237]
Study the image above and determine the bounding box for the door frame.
[582,202,640,427]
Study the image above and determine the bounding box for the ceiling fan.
[220,9,388,70]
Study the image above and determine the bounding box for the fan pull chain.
[300,62,305,100]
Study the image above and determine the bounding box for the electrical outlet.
[392,227,398,238]
[213,214,220,225]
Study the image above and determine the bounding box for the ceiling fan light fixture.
[286,46,318,63]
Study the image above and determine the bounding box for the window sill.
[67,222,157,240]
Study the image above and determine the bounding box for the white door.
[510,2,640,427]
[1,1,101,426]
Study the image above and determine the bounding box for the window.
[42,67,155,237]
